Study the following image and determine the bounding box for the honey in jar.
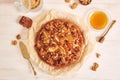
[90,11,108,30]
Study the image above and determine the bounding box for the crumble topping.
[34,19,84,68]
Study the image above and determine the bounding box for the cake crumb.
[16,34,21,40]
[91,62,99,71]
[71,2,78,9]
[11,40,17,45]
[65,0,70,3]
[96,53,101,58]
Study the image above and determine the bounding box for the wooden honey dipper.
[98,20,116,43]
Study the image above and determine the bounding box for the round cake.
[34,19,84,68]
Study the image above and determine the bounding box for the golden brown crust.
[71,2,78,9]
[34,19,84,68]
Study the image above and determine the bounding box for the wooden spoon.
[98,20,116,43]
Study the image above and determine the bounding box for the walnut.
[71,2,78,9]
[91,62,99,71]
[11,40,17,45]
[65,0,70,3]
[96,53,101,58]
[16,34,21,40]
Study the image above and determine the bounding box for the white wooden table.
[0,0,120,80]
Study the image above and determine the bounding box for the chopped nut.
[91,62,99,71]
[65,0,70,3]
[71,2,78,9]
[96,53,101,58]
[79,0,92,5]
[16,34,21,40]
[11,40,17,45]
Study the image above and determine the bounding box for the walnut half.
[91,62,99,71]
[71,2,78,9]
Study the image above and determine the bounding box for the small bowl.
[79,0,92,5]
[30,0,43,12]
[86,8,111,31]
[15,0,43,12]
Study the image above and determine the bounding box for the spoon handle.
[28,59,37,76]
[98,20,116,43]
[103,20,116,37]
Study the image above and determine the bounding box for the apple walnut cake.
[34,19,84,68]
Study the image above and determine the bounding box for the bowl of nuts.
[79,0,92,5]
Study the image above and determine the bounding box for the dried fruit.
[11,40,17,45]
[91,62,99,71]
[71,2,78,9]
[16,34,21,40]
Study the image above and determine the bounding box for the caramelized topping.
[35,19,84,68]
